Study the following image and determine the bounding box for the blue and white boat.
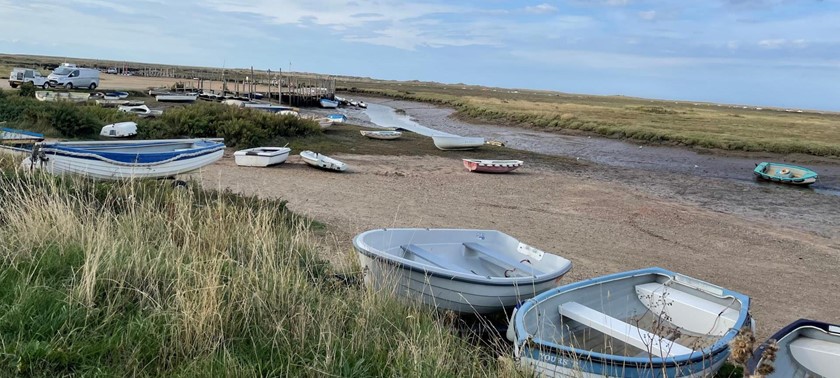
[1,127,45,154]
[319,98,339,108]
[24,139,225,180]
[1,127,44,143]
[510,267,751,377]
[326,114,347,123]
[748,319,840,377]
[754,162,818,185]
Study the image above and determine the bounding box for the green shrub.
[18,82,36,98]
[138,102,320,148]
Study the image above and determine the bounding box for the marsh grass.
[339,82,840,157]
[0,168,517,377]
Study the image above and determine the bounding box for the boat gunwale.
[352,228,572,287]
[513,267,751,367]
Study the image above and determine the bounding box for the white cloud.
[525,3,559,14]
[638,10,657,20]
[758,38,808,49]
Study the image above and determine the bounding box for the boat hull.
[234,147,290,167]
[320,99,339,108]
[361,130,402,140]
[155,95,197,102]
[754,162,818,185]
[353,228,572,314]
[433,136,485,151]
[26,140,224,180]
[299,151,347,171]
[100,122,138,138]
[463,159,522,173]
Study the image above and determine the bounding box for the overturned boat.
[432,136,485,151]
[353,228,573,314]
[360,130,402,140]
[463,159,523,173]
[100,121,138,138]
[24,139,225,180]
[299,150,347,172]
[234,147,291,167]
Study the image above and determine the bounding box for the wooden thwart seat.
[462,242,542,276]
[559,302,693,357]
[789,337,840,378]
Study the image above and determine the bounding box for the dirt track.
[195,152,840,340]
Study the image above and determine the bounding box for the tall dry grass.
[0,166,517,376]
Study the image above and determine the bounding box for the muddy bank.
[355,96,840,193]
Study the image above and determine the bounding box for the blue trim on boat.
[747,318,840,374]
[40,140,225,164]
[514,267,751,371]
[1,127,45,139]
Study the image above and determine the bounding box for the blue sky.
[1,0,838,110]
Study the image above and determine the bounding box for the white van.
[8,68,48,88]
[47,63,100,89]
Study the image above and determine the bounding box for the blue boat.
[754,162,818,185]
[1,127,44,143]
[748,319,840,377]
[25,139,225,180]
[319,98,339,108]
[326,114,347,123]
[510,267,752,377]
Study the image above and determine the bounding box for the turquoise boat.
[754,162,818,185]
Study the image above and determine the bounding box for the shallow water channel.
[361,98,840,196]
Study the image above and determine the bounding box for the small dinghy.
[234,147,291,167]
[463,159,523,173]
[510,267,751,377]
[749,319,840,377]
[433,136,485,151]
[754,162,818,185]
[24,139,225,180]
[156,94,198,103]
[360,130,402,140]
[1,127,44,143]
[299,150,347,172]
[100,121,137,138]
[353,228,573,314]
[320,98,339,108]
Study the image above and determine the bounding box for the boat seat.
[462,242,541,276]
[558,302,693,357]
[400,244,472,274]
[789,337,840,378]
[635,283,739,335]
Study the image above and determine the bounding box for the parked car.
[46,63,100,89]
[8,68,48,88]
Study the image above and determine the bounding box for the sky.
[1,0,838,110]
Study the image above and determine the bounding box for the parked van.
[8,68,48,88]
[47,63,100,89]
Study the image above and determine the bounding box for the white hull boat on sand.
[433,136,485,150]
[118,104,163,118]
[360,130,402,140]
[100,121,138,138]
[299,150,347,172]
[35,91,90,102]
[234,147,291,167]
[353,228,573,314]
[23,139,224,180]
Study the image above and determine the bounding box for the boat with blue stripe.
[754,162,818,185]
[510,267,752,377]
[748,318,840,377]
[24,138,225,180]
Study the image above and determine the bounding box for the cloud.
[638,10,657,20]
[525,3,558,14]
[758,38,808,49]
